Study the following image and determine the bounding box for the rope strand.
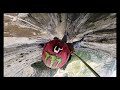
[73,53,100,77]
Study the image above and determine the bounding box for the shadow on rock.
[31,61,57,77]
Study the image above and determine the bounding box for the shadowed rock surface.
[4,13,116,77]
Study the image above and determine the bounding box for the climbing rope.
[73,53,100,77]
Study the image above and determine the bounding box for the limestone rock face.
[4,13,116,77]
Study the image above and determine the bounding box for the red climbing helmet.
[42,37,71,69]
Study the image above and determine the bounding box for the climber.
[41,32,100,77]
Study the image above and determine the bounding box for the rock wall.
[4,13,116,77]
